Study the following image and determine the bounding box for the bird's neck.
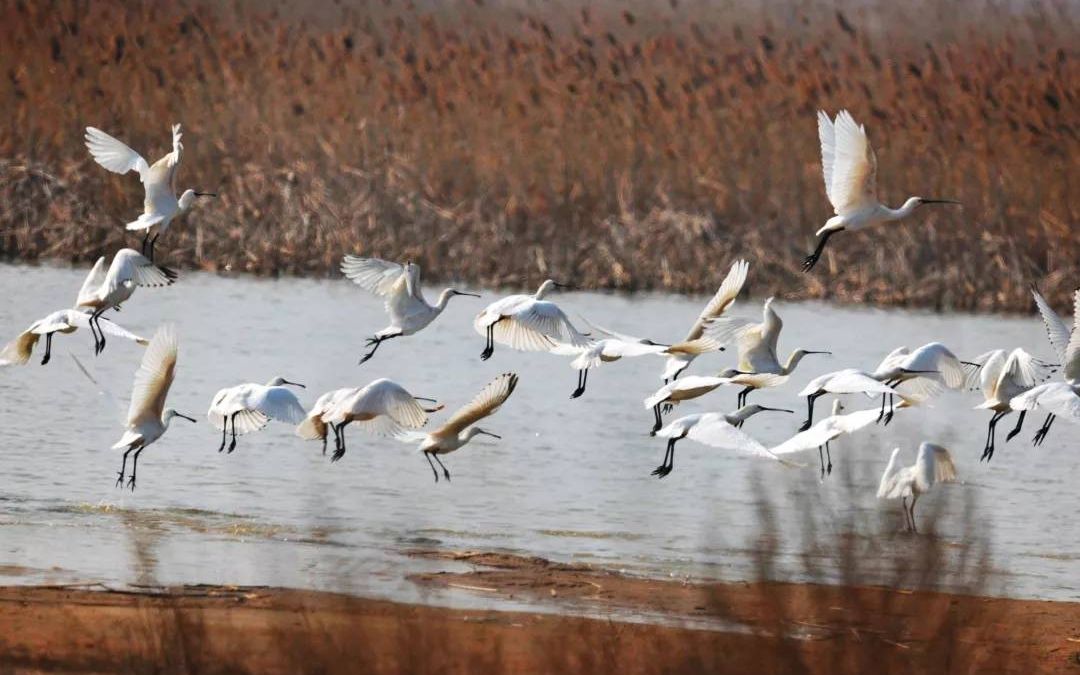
[781,351,806,375]
[886,198,921,221]
[434,289,455,311]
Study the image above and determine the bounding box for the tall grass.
[0,0,1076,310]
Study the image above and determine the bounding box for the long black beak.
[177,413,197,423]
[760,407,794,414]
[477,430,502,439]
[806,350,832,355]
[194,192,217,198]
[415,396,438,403]
[553,282,576,289]
[454,291,481,298]
[283,380,306,389]
[921,199,960,205]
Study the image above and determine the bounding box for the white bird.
[643,371,786,434]
[706,296,830,407]
[796,368,900,431]
[1006,288,1080,446]
[555,318,720,399]
[474,279,587,361]
[651,405,795,478]
[321,378,441,462]
[661,259,749,381]
[0,309,148,366]
[877,442,958,533]
[295,387,357,456]
[84,123,215,260]
[340,256,480,364]
[208,377,307,453]
[110,324,196,490]
[772,400,885,478]
[803,110,960,271]
[394,373,518,482]
[969,348,1055,460]
[75,249,176,354]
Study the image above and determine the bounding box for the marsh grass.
[0,0,1076,310]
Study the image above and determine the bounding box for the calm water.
[0,263,1076,609]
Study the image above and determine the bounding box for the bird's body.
[803,110,959,271]
[321,378,439,462]
[661,259,749,381]
[650,405,794,478]
[84,124,214,259]
[208,377,307,453]
[1004,288,1080,446]
[296,387,358,455]
[773,401,885,478]
[341,256,479,364]
[0,309,148,366]
[74,249,176,354]
[395,373,518,482]
[970,348,1054,459]
[796,368,899,430]
[474,280,587,360]
[110,325,196,489]
[643,372,785,434]
[877,442,957,532]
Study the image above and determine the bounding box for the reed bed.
[0,0,1076,310]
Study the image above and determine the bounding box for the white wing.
[65,312,149,345]
[771,408,880,455]
[440,373,518,435]
[810,369,894,396]
[1067,289,1080,383]
[684,259,749,341]
[126,324,178,426]
[817,111,837,210]
[249,387,306,425]
[903,343,966,390]
[111,249,177,288]
[825,110,877,215]
[1031,286,1071,364]
[75,257,108,306]
[578,316,652,345]
[84,127,150,179]
[876,449,905,499]
[916,442,957,491]
[341,256,406,297]
[967,349,1007,392]
[1005,348,1055,388]
[1011,383,1080,420]
[683,414,785,462]
[497,301,588,351]
[328,379,430,434]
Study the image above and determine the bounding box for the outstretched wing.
[684,414,786,463]
[64,312,149,345]
[440,373,518,435]
[127,324,178,426]
[824,110,877,215]
[1031,286,1071,364]
[251,387,306,425]
[340,256,406,297]
[84,127,149,179]
[112,249,177,288]
[75,257,108,306]
[1067,290,1080,383]
[684,259,749,341]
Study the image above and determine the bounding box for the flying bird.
[85,124,215,260]
[295,387,358,455]
[394,373,518,482]
[969,348,1055,460]
[643,371,786,434]
[474,279,587,361]
[208,377,307,453]
[75,249,176,354]
[651,405,795,478]
[796,369,899,431]
[660,259,748,381]
[110,325,196,490]
[772,400,885,478]
[318,379,441,462]
[0,310,147,366]
[803,110,959,271]
[877,442,957,533]
[340,256,480,364]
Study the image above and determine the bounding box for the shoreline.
[0,551,1077,674]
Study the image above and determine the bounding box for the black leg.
[227,412,239,453]
[825,441,832,475]
[818,446,825,479]
[799,393,821,432]
[883,393,895,425]
[876,392,887,424]
[802,229,837,272]
[331,422,349,462]
[481,323,496,360]
[432,454,451,482]
[981,410,1004,461]
[40,332,54,365]
[1033,413,1055,446]
[141,231,150,255]
[652,439,676,478]
[217,416,229,452]
[360,336,383,364]
[116,447,134,487]
[321,433,327,456]
[147,233,159,262]
[909,495,919,534]
[571,369,587,399]
[651,404,664,435]
[424,452,440,483]
[1005,410,1027,442]
[127,447,144,491]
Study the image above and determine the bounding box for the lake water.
[0,262,1076,610]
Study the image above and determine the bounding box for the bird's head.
[536,279,574,299]
[267,376,306,389]
[163,408,197,425]
[468,427,502,441]
[179,189,217,211]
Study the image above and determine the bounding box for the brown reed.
[0,0,1076,311]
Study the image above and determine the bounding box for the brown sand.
[0,552,1077,674]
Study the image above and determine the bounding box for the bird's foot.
[126,475,136,491]
[802,253,820,273]
[570,387,585,399]
[1033,430,1047,446]
[798,420,812,432]
[358,352,375,365]
[115,472,125,488]
[883,412,894,426]
[651,465,670,478]
[331,449,345,462]
[227,438,237,454]
[661,404,674,414]
[443,470,451,482]
[364,337,379,347]
[1005,428,1021,443]
[40,354,50,365]
[827,462,833,476]
[480,347,494,361]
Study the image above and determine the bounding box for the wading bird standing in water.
[969,348,1054,460]
[318,379,441,462]
[651,405,795,478]
[474,280,587,361]
[803,110,960,271]
[660,259,749,382]
[84,123,215,261]
[877,442,957,533]
[394,373,518,482]
[75,249,176,355]
[208,377,307,453]
[1006,288,1080,446]
[111,325,196,490]
[0,310,147,366]
[341,256,480,364]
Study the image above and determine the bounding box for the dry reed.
[0,0,1077,310]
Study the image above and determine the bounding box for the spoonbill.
[394,373,518,482]
[295,387,357,455]
[1006,288,1080,446]
[340,256,480,364]
[110,325,196,490]
[0,310,147,366]
[208,377,307,453]
[969,348,1054,459]
[803,110,960,272]
[706,297,830,406]
[661,259,748,381]
[75,249,176,354]
[85,124,216,260]
[796,369,900,431]
[877,442,957,533]
[474,280,587,361]
[643,371,785,434]
[772,400,885,478]
[651,405,795,478]
[321,379,441,462]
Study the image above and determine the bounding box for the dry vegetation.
[0,0,1077,310]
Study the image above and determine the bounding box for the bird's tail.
[295,414,326,441]
[125,213,164,231]
[0,331,38,366]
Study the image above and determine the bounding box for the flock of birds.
[1,110,1077,534]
